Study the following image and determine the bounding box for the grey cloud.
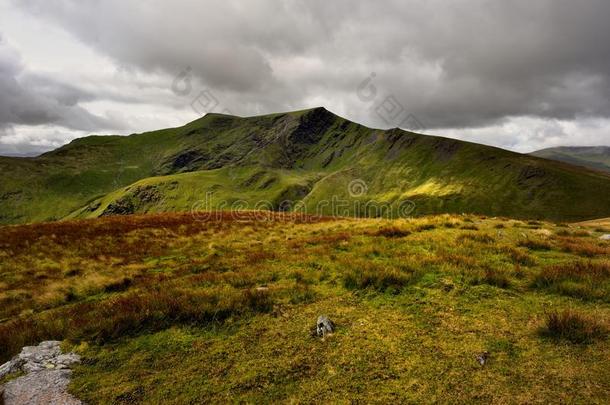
[4,0,610,155]
[0,36,126,132]
[16,0,610,131]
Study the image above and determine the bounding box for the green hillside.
[2,107,610,224]
[531,146,610,173]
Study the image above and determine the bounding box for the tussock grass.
[458,232,495,244]
[498,246,537,266]
[558,237,609,257]
[373,226,411,238]
[414,223,436,232]
[0,287,273,361]
[343,263,418,293]
[542,309,607,344]
[472,267,511,289]
[533,261,610,300]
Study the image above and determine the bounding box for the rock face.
[316,315,335,337]
[0,341,82,405]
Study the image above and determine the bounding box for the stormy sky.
[1,0,609,155]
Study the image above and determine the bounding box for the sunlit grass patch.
[518,238,553,251]
[458,232,496,244]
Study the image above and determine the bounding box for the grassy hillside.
[0,212,609,403]
[531,146,610,173]
[3,108,610,224]
[579,217,610,229]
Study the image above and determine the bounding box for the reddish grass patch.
[542,309,607,344]
[373,226,411,238]
[535,261,610,286]
[0,286,274,363]
[558,237,609,257]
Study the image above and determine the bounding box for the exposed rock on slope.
[0,341,81,405]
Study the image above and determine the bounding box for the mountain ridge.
[2,107,610,224]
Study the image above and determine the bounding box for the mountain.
[2,107,610,224]
[531,146,610,173]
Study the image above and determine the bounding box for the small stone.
[316,315,335,337]
[476,351,489,366]
[599,234,610,241]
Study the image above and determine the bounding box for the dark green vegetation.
[0,212,609,403]
[3,108,610,224]
[531,146,610,173]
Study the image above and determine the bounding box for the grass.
[343,263,418,293]
[533,261,610,301]
[542,309,608,344]
[0,212,609,403]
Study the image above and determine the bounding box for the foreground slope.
[531,146,610,173]
[3,108,610,224]
[0,212,609,403]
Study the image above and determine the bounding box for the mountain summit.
[2,108,610,224]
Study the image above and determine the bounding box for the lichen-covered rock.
[316,315,335,337]
[2,370,81,405]
[0,341,82,405]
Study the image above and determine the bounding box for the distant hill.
[531,146,610,173]
[2,107,610,224]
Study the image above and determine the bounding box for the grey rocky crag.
[0,341,82,405]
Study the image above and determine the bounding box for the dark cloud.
[2,0,610,154]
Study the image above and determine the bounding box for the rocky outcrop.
[0,341,81,405]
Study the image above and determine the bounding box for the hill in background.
[2,107,610,224]
[531,146,610,173]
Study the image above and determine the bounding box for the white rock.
[599,234,610,241]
